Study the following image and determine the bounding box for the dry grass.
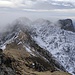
[26,71,71,75]
[3,48,71,75]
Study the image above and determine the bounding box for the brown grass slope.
[4,47,71,75]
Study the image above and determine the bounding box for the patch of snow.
[23,45,35,56]
[25,46,32,53]
[1,45,6,50]
[18,42,22,45]
[34,36,47,49]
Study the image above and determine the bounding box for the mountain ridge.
[0,17,74,75]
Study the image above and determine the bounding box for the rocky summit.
[58,19,75,32]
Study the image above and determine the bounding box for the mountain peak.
[58,19,75,32]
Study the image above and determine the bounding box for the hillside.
[3,47,71,75]
[0,17,74,75]
[0,29,71,75]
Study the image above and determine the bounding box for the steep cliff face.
[58,19,75,32]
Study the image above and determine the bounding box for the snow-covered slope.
[31,19,75,75]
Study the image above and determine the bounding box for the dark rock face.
[0,49,15,75]
[59,19,75,32]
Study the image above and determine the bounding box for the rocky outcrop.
[59,19,75,32]
[0,49,15,75]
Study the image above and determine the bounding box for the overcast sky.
[0,0,75,27]
[0,0,75,10]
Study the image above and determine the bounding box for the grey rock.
[59,19,75,32]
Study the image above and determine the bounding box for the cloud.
[0,0,14,7]
[0,0,34,8]
[0,0,75,11]
[52,0,75,6]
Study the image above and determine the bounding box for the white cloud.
[0,0,75,11]
[0,0,14,7]
[52,0,73,2]
[0,0,36,8]
[52,0,75,5]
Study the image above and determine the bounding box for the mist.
[0,10,75,33]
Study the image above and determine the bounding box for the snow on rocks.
[31,19,75,75]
